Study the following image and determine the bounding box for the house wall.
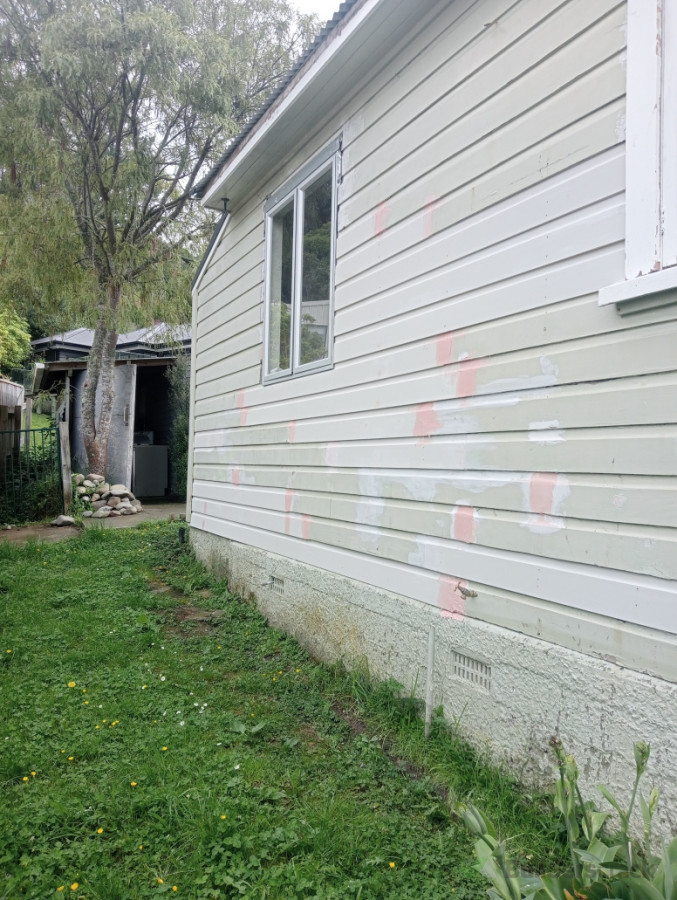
[190,0,677,829]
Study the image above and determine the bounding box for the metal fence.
[0,427,63,524]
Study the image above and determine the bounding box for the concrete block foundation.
[191,527,677,840]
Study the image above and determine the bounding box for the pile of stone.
[73,473,144,519]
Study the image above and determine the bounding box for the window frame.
[263,142,339,384]
[599,0,677,308]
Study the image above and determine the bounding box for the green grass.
[0,523,566,899]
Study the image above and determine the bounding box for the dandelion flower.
[161,746,168,752]
[157,878,163,884]
[160,676,166,682]
[57,888,65,893]
[97,828,103,834]
[22,776,28,782]
[6,649,11,654]
[30,771,36,777]
[68,681,76,688]
[70,884,79,891]
[139,844,143,850]
[220,815,226,820]
[130,781,137,787]
[68,756,74,761]
[172,887,178,892]
[389,862,396,869]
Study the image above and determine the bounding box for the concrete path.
[0,502,186,545]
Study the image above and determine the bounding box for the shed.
[188,0,677,830]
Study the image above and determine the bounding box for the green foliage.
[0,427,62,524]
[165,355,190,499]
[0,307,31,373]
[462,737,677,900]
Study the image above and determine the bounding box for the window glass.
[299,168,332,366]
[267,198,294,374]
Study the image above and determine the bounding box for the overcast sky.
[289,0,341,24]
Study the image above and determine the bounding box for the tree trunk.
[81,284,120,476]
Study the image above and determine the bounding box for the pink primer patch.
[424,195,439,239]
[457,357,482,398]
[284,515,291,536]
[414,402,442,442]
[374,202,389,237]
[326,442,339,467]
[529,472,557,516]
[235,390,245,409]
[301,515,311,540]
[239,407,249,427]
[453,506,476,544]
[231,467,241,486]
[437,575,466,620]
[435,331,454,367]
[288,420,296,444]
[284,489,294,513]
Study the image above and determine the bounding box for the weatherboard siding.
[191,0,677,648]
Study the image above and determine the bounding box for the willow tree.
[0,0,312,473]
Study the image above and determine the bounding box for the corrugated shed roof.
[192,0,359,201]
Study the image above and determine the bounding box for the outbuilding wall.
[190,0,677,828]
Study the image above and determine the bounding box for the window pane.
[300,168,332,366]
[267,198,294,374]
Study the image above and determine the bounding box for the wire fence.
[0,427,63,524]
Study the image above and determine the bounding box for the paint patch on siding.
[301,515,311,540]
[326,442,340,468]
[288,420,296,444]
[414,401,442,442]
[484,356,560,395]
[236,390,249,427]
[522,472,570,533]
[528,420,565,444]
[453,505,477,543]
[437,575,466,620]
[231,467,241,486]
[457,357,483,398]
[424,195,439,239]
[374,201,389,237]
[284,489,294,513]
[613,493,628,509]
[435,331,454,367]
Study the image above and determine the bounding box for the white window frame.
[263,140,339,383]
[599,0,677,307]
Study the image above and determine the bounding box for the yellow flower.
[130,781,137,787]
[82,689,86,693]
[161,746,167,752]
[220,815,226,820]
[22,776,28,782]
[157,878,164,884]
[6,649,11,654]
[70,884,78,892]
[68,681,76,688]
[68,756,74,761]
[95,726,100,730]
[389,862,396,869]
[30,771,36,777]
[97,828,103,834]
[139,844,143,850]
[84,701,89,705]
[57,888,65,893]
[172,888,178,893]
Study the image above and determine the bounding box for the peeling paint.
[437,575,466,620]
[453,505,477,543]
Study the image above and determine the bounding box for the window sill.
[599,267,677,315]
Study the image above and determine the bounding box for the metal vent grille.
[271,576,285,596]
[452,651,491,690]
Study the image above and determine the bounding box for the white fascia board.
[192,213,230,296]
[201,0,386,210]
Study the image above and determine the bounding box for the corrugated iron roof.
[192,0,359,201]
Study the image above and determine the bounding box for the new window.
[264,142,338,381]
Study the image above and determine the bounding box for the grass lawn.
[0,523,565,899]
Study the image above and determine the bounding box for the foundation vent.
[452,651,491,691]
[270,576,285,596]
